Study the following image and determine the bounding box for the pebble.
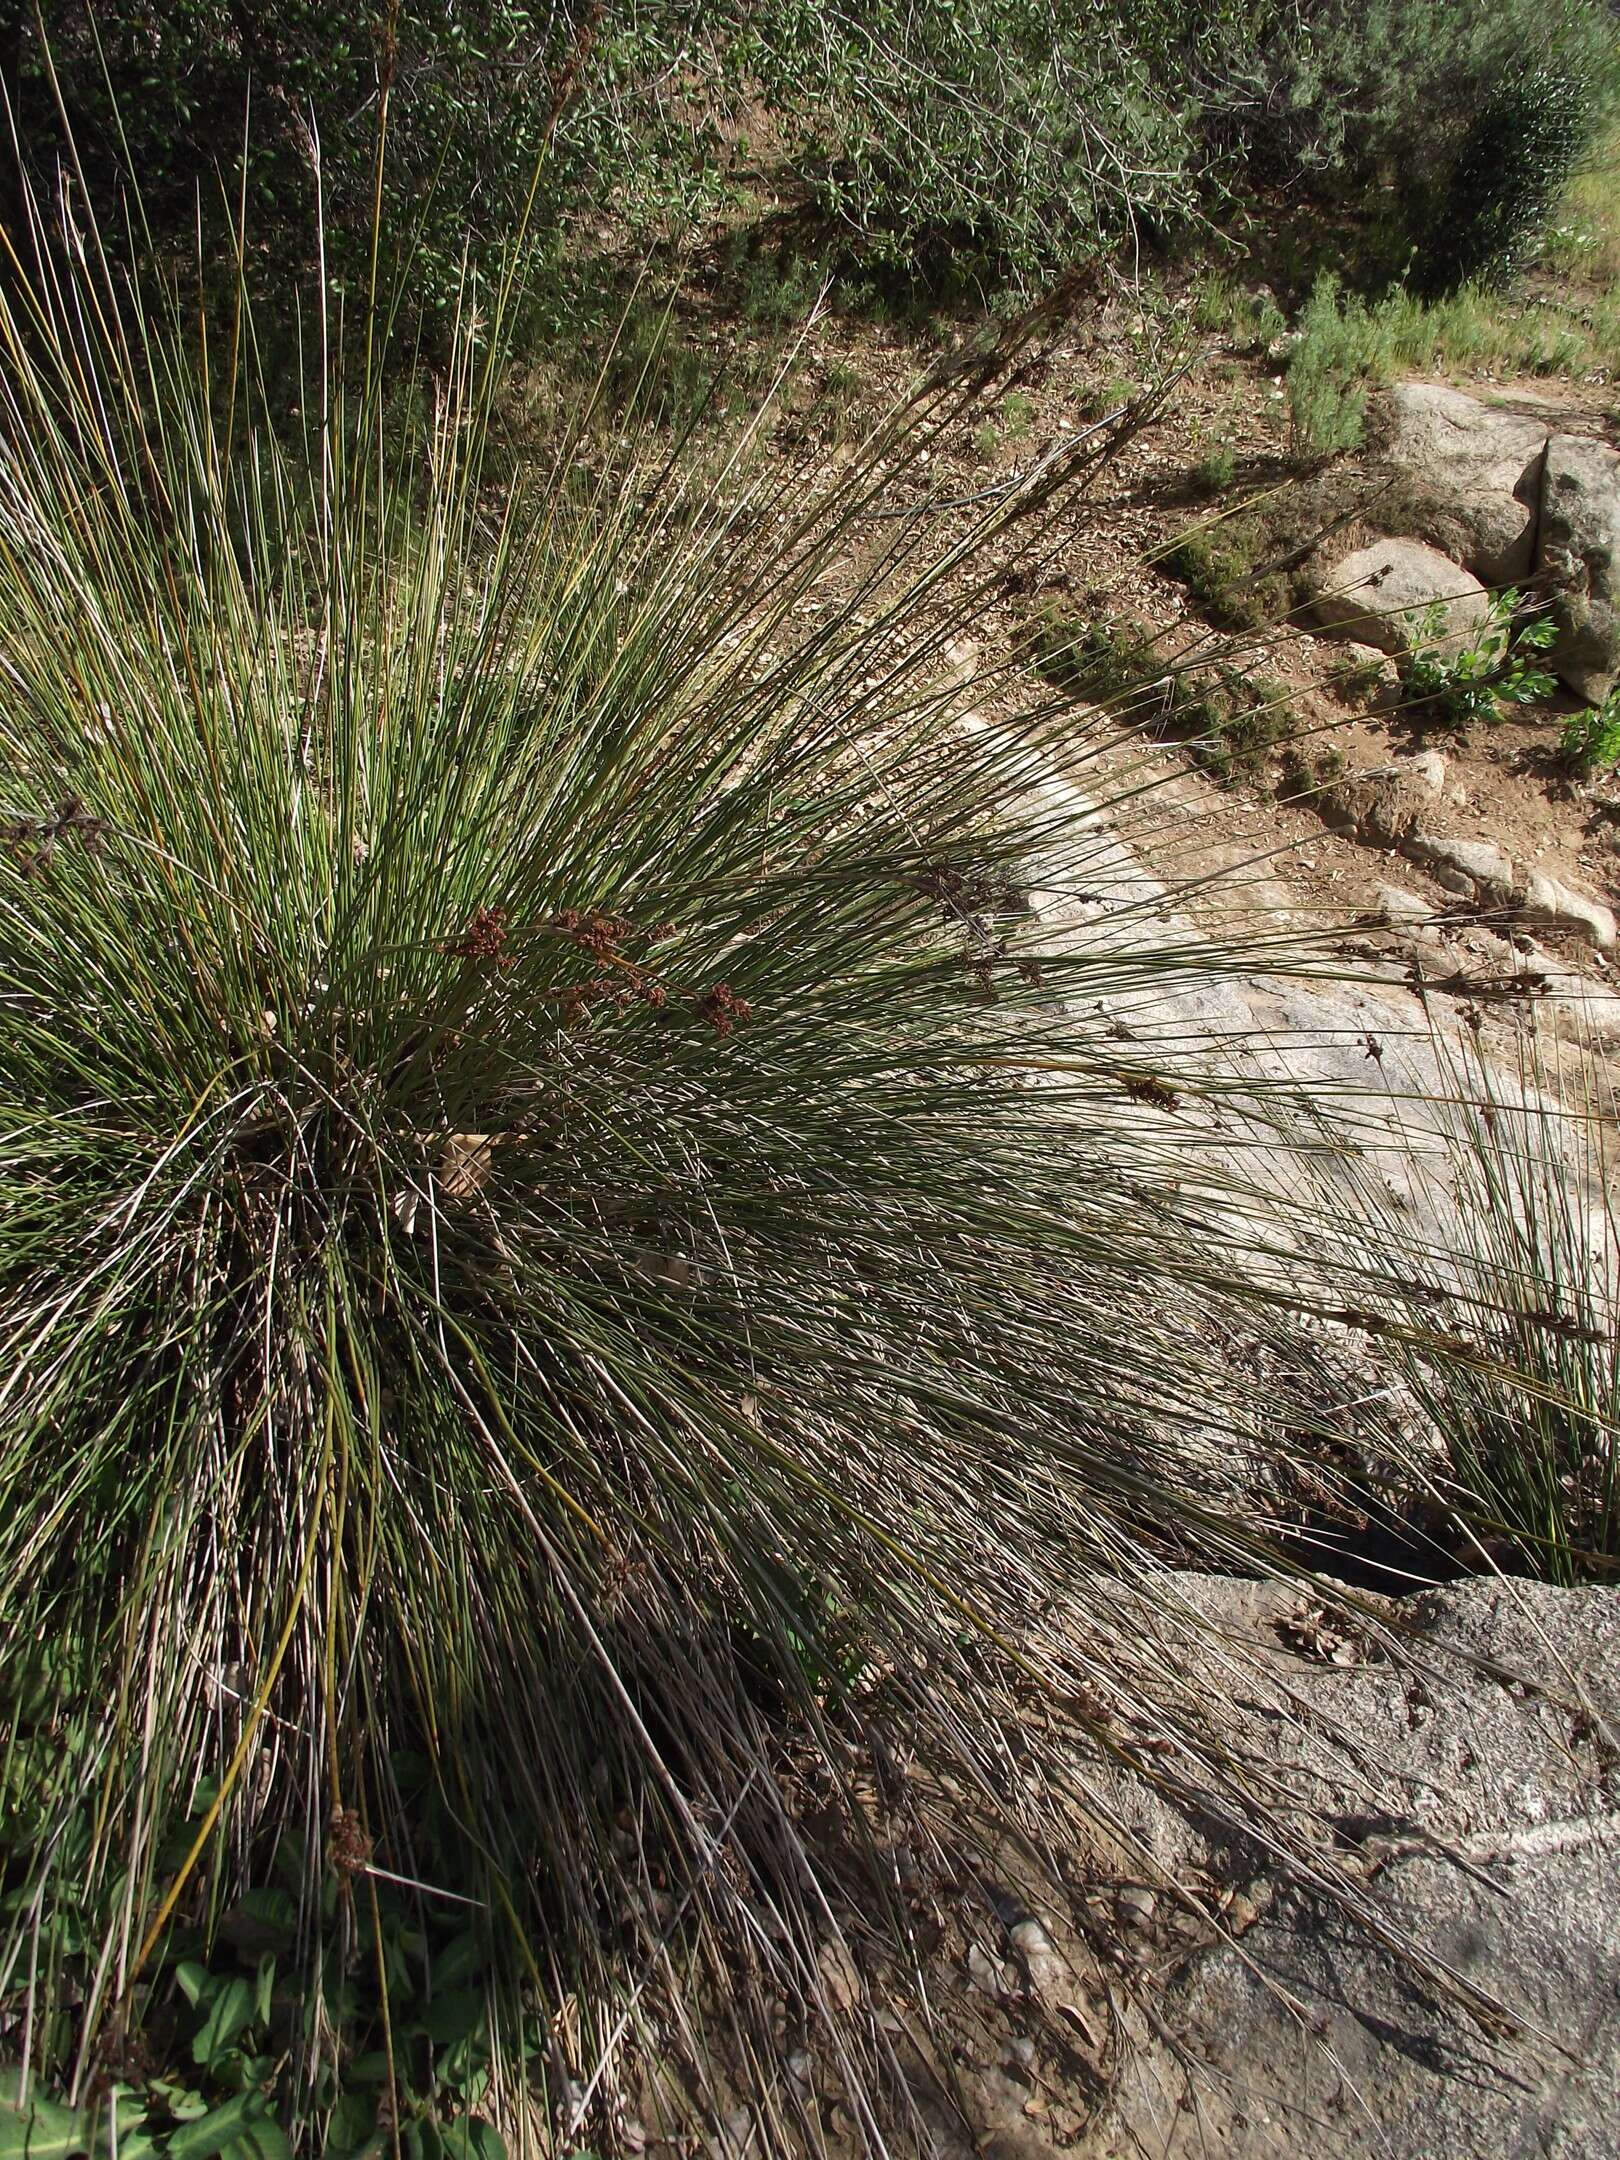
[1115,1885,1158,1925]
[817,1939,862,2010]
[968,1944,1015,1997]
[1221,1889,1261,1933]
[1009,1915,1068,2000]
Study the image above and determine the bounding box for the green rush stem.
[365,1855,403,2160]
[129,1390,337,1980]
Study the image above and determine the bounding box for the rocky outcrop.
[1317,389,1620,699]
[1401,830,1618,946]
[1303,754,1616,948]
[1387,383,1550,584]
[1519,867,1620,949]
[1406,829,1518,905]
[1538,433,1620,703]
[1304,749,1616,949]
[1092,1576,1620,2160]
[1306,539,1491,656]
[1374,881,1436,928]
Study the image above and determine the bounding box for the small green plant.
[968,391,1036,462]
[741,250,827,326]
[0,1836,511,2160]
[1284,268,1615,466]
[1180,666,1294,783]
[1001,389,1036,440]
[1079,373,1138,422]
[1400,588,1558,726]
[1277,743,1348,802]
[1032,610,1292,783]
[1159,515,1291,631]
[1288,367,1367,460]
[1193,275,1288,354]
[822,355,864,404]
[1559,690,1620,778]
[1286,278,1375,458]
[1191,440,1237,495]
[1028,610,1161,708]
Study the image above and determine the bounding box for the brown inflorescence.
[4,795,108,878]
[696,983,753,1039]
[328,1804,374,1878]
[453,905,512,966]
[546,910,688,1025]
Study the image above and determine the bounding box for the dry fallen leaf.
[1056,1999,1100,2049]
[440,1130,496,1200]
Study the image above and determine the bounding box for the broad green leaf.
[87,2090,161,2160]
[449,2070,488,2114]
[426,1931,485,1994]
[0,2076,90,2160]
[166,2096,279,2160]
[210,2056,273,2097]
[253,1953,276,2027]
[218,2120,292,2160]
[143,2083,210,2123]
[96,2116,162,2160]
[324,2093,378,2158]
[434,2035,487,2095]
[439,2122,505,2160]
[234,1889,297,1946]
[191,1977,256,2068]
[422,1991,483,2047]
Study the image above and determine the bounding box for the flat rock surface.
[1089,1577,1620,2159]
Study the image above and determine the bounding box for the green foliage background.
[11,0,1616,311]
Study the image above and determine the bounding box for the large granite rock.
[1539,433,1620,703]
[1307,539,1491,657]
[1091,1577,1620,2159]
[1387,383,1550,584]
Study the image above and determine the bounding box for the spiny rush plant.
[0,202,1586,2155]
[1331,1029,1620,1587]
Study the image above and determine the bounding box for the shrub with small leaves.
[1192,440,1238,495]
[1160,517,1292,630]
[1413,63,1594,296]
[1286,277,1375,458]
[1242,0,1616,289]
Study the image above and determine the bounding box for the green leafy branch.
[1399,586,1558,727]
